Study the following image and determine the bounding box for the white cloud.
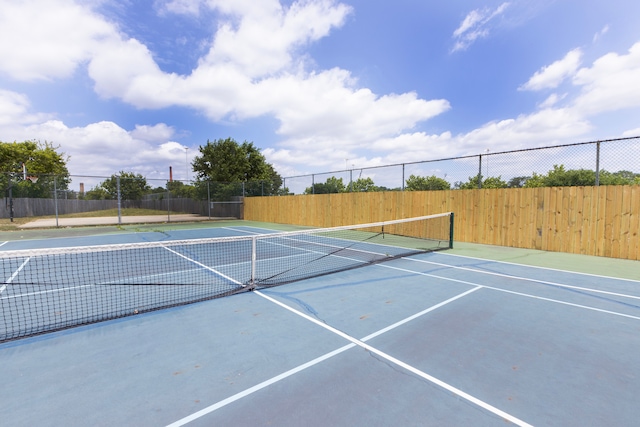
[18,120,190,182]
[452,2,510,52]
[262,69,450,142]
[458,108,592,151]
[538,93,566,109]
[200,0,353,78]
[0,0,449,159]
[622,128,640,137]
[0,0,116,81]
[572,42,640,115]
[0,90,52,127]
[130,124,176,142]
[160,0,203,16]
[520,48,583,91]
[3,0,639,186]
[593,25,609,44]
[370,132,454,160]
[83,0,447,143]
[88,37,166,102]
[453,10,485,38]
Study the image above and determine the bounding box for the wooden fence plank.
[630,186,640,261]
[534,188,545,250]
[579,187,593,255]
[610,186,622,259]
[244,186,640,260]
[595,187,607,257]
[619,186,631,260]
[604,187,616,258]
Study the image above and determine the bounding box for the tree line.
[1,138,287,201]
[2,140,639,201]
[84,138,289,200]
[306,165,640,194]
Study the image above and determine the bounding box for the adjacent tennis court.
[1,218,639,426]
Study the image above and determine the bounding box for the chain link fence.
[282,137,640,194]
[3,136,638,222]
[1,174,274,221]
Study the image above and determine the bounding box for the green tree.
[525,165,595,187]
[167,180,196,198]
[405,174,451,191]
[192,138,282,198]
[84,187,110,200]
[525,165,640,187]
[0,140,70,197]
[244,164,283,196]
[455,175,508,189]
[350,177,378,192]
[304,177,346,194]
[90,171,150,200]
[598,170,640,185]
[507,176,530,188]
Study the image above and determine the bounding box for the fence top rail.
[281,135,640,179]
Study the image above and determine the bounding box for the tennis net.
[1,212,453,342]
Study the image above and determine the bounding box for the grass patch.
[0,217,33,230]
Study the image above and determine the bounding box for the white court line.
[1,283,95,300]
[0,257,31,294]
[227,225,428,260]
[162,246,243,286]
[255,290,532,427]
[0,241,8,248]
[166,344,356,427]
[3,249,245,300]
[406,258,640,301]
[164,287,508,427]
[222,226,265,235]
[440,252,640,283]
[379,263,640,321]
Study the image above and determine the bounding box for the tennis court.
[1,218,639,426]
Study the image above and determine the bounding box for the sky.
[1,0,639,192]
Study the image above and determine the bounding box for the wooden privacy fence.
[245,185,640,261]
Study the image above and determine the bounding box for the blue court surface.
[1,224,639,426]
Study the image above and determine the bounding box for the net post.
[249,236,257,289]
[449,212,454,249]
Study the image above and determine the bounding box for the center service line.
[0,257,31,294]
[165,287,487,426]
[255,289,533,427]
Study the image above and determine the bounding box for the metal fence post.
[54,176,59,227]
[207,181,211,218]
[166,182,171,222]
[117,175,121,225]
[478,155,483,189]
[402,164,405,191]
[595,141,601,186]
